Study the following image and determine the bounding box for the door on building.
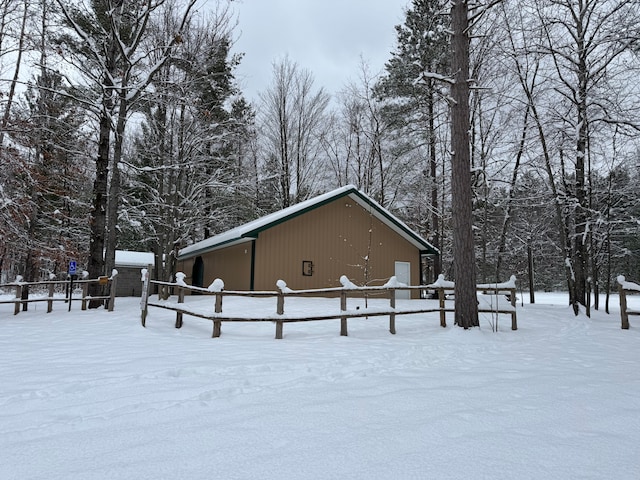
[394,261,411,300]
[192,256,204,291]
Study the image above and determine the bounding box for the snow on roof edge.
[114,250,155,267]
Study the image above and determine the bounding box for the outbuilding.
[177,185,439,297]
[114,250,154,297]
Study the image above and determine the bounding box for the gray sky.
[231,0,408,103]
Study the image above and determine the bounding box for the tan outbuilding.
[177,185,439,297]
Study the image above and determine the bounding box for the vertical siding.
[177,258,195,283]
[253,198,421,293]
[177,243,252,291]
[201,243,252,291]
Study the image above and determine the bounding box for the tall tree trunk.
[87,113,111,307]
[496,104,529,281]
[105,96,128,277]
[574,57,589,308]
[427,81,441,278]
[450,0,478,328]
[87,36,119,307]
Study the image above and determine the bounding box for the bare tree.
[535,0,640,313]
[259,57,329,208]
[120,5,246,293]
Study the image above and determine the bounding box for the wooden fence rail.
[617,275,640,329]
[0,275,118,315]
[140,274,517,339]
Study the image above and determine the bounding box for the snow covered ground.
[1,289,639,479]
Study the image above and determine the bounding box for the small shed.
[114,251,154,297]
[177,185,439,297]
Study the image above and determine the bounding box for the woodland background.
[1,0,639,309]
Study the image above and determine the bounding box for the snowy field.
[1,289,639,480]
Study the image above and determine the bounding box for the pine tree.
[449,0,478,328]
[375,0,450,276]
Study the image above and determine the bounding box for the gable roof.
[178,185,439,260]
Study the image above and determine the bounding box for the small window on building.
[302,260,314,276]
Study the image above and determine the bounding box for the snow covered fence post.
[383,276,406,335]
[175,272,187,329]
[508,275,517,330]
[140,267,151,327]
[208,278,225,338]
[81,278,88,310]
[13,277,23,315]
[47,276,56,313]
[433,274,452,328]
[340,290,348,336]
[439,287,447,327]
[107,269,118,312]
[389,287,396,335]
[389,286,396,335]
[80,271,90,310]
[275,280,288,339]
[617,276,630,330]
[340,275,358,337]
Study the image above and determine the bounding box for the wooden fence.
[0,275,118,315]
[617,275,640,329]
[140,274,517,339]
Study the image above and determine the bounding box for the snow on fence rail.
[617,275,640,329]
[0,272,118,315]
[140,273,518,339]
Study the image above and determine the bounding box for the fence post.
[80,281,89,310]
[389,288,396,334]
[107,275,117,312]
[175,287,185,328]
[81,282,89,310]
[14,284,22,315]
[275,292,284,339]
[340,291,348,336]
[21,284,29,312]
[510,287,518,330]
[140,269,151,327]
[438,288,446,327]
[619,284,630,330]
[213,292,223,338]
[47,283,55,313]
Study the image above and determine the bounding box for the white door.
[394,261,411,299]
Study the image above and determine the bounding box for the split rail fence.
[617,275,640,329]
[0,275,118,315]
[140,274,517,339]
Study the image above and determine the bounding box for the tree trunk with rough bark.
[450,0,478,328]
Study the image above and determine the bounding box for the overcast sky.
[231,0,409,103]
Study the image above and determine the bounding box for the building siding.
[253,198,420,292]
[177,196,425,298]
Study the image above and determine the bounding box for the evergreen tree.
[375,0,450,276]
[15,71,92,280]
